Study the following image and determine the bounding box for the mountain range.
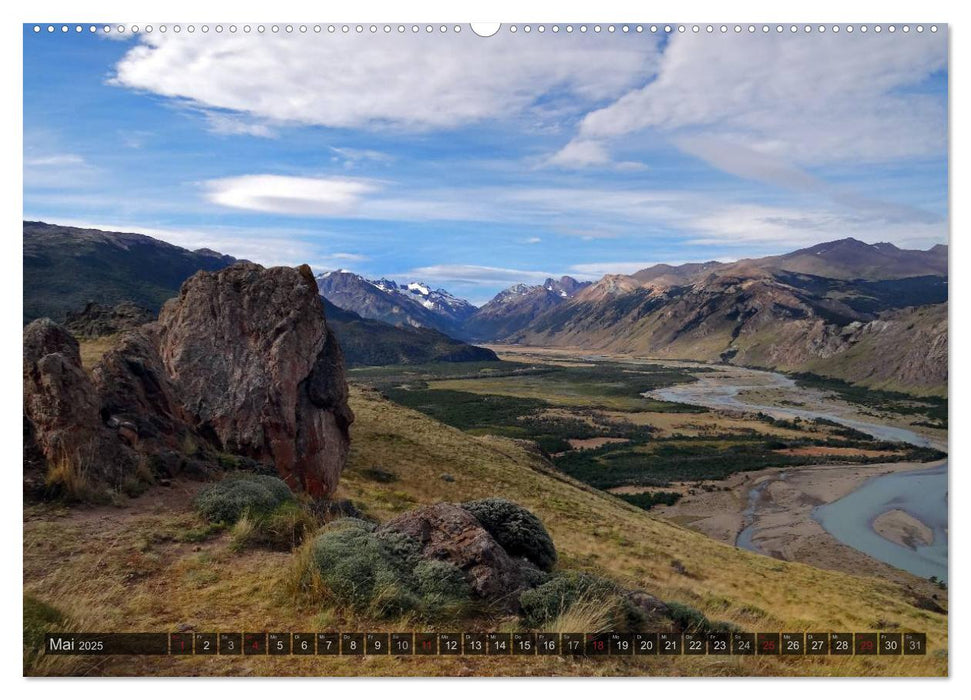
[22,221,947,394]
[22,221,495,368]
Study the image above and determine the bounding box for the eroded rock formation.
[23,263,353,498]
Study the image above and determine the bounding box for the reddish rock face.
[23,263,353,499]
[156,263,353,496]
[379,502,527,602]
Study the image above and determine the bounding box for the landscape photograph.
[22,23,948,677]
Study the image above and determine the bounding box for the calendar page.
[22,21,948,678]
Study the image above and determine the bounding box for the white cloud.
[568,261,703,277]
[681,203,946,251]
[400,264,559,286]
[555,31,947,170]
[525,237,542,244]
[24,151,98,189]
[24,154,85,167]
[111,32,660,132]
[204,111,277,138]
[205,175,380,216]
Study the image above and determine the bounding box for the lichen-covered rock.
[22,318,133,491]
[378,502,527,603]
[156,263,353,496]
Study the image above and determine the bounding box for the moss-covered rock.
[460,498,557,571]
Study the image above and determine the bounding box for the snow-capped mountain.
[369,278,477,323]
[462,276,591,341]
[315,270,475,337]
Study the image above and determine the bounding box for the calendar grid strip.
[44,631,926,656]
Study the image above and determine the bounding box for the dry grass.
[78,334,120,370]
[44,449,94,501]
[548,592,616,635]
[22,385,948,677]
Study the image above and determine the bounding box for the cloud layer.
[112,32,659,132]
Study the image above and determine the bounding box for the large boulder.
[23,318,134,492]
[156,263,353,496]
[378,502,527,603]
[23,263,354,499]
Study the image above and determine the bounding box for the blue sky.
[24,25,948,304]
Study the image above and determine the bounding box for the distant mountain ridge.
[22,221,497,368]
[461,276,591,341]
[23,221,242,324]
[22,222,947,394]
[492,239,948,396]
[316,270,474,337]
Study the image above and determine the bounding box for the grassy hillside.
[23,221,238,324]
[24,380,947,676]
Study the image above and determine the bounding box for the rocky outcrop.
[23,263,354,499]
[91,326,200,476]
[23,319,134,493]
[378,502,528,601]
[156,263,352,496]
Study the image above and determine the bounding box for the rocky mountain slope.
[24,263,353,499]
[316,270,474,337]
[494,241,948,396]
[322,299,498,367]
[462,276,591,341]
[23,221,239,324]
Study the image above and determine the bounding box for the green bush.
[23,595,67,671]
[194,474,294,524]
[519,572,620,627]
[666,601,739,634]
[307,518,473,619]
[460,498,557,571]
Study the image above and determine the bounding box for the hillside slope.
[323,299,498,367]
[23,221,239,323]
[24,384,947,676]
[506,272,947,396]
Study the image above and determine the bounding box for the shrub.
[460,498,557,571]
[519,572,620,628]
[306,518,473,619]
[194,474,294,524]
[519,572,661,631]
[413,560,473,616]
[666,601,739,633]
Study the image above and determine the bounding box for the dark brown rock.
[22,318,134,490]
[623,590,672,627]
[92,325,196,459]
[156,262,353,496]
[379,502,526,602]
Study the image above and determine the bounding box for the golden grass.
[548,592,616,635]
[22,385,948,677]
[78,334,120,370]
